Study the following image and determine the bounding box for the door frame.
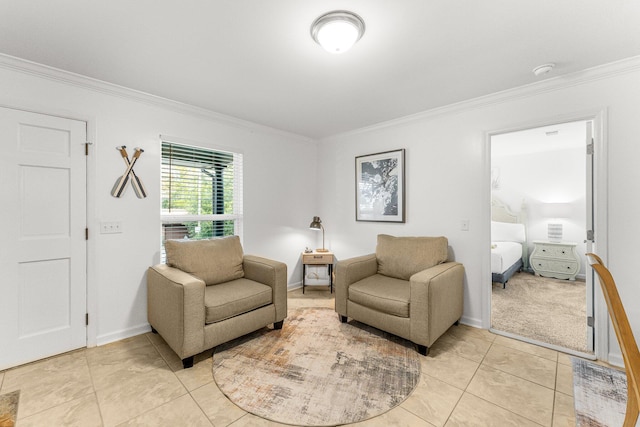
[0,100,98,348]
[482,108,609,361]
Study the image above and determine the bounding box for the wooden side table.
[302,251,334,293]
[530,241,580,280]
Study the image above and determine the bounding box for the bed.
[491,198,528,288]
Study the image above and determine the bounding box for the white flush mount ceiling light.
[311,10,365,54]
[532,63,556,76]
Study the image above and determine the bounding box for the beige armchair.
[335,234,464,356]
[147,236,287,368]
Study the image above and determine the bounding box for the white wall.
[3,55,640,365]
[317,59,640,364]
[0,59,319,346]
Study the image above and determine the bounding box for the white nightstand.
[530,241,580,281]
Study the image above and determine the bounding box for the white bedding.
[491,241,523,274]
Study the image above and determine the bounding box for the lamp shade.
[541,203,572,243]
[309,216,322,230]
[309,216,328,252]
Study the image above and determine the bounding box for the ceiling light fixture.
[311,10,365,54]
[532,63,556,76]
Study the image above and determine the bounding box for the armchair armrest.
[243,255,288,321]
[335,253,378,315]
[409,262,465,346]
[147,264,206,359]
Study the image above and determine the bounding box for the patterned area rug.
[572,358,630,426]
[212,307,420,426]
[0,391,19,427]
[492,272,588,352]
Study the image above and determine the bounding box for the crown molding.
[325,55,640,140]
[0,53,313,143]
[3,52,639,144]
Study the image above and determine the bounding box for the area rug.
[572,357,629,426]
[492,272,588,352]
[212,307,420,426]
[0,390,19,427]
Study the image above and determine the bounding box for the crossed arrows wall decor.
[111,146,147,198]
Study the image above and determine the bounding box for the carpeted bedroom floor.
[492,271,590,353]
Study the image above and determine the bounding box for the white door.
[0,107,87,370]
[585,121,595,352]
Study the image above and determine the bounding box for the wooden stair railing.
[587,253,640,427]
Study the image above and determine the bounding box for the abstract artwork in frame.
[355,149,405,222]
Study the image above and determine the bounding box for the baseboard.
[459,315,483,329]
[607,352,624,368]
[288,281,302,291]
[96,323,151,346]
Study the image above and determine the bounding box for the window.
[161,139,243,257]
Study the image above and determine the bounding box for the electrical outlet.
[100,221,123,234]
[460,219,469,231]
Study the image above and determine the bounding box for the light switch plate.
[100,221,122,234]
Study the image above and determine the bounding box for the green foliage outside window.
[161,142,241,244]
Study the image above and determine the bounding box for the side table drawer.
[536,245,576,260]
[303,254,333,264]
[531,258,579,275]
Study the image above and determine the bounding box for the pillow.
[491,221,526,243]
[376,234,448,280]
[165,236,244,285]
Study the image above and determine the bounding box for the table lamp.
[541,202,572,243]
[309,216,329,252]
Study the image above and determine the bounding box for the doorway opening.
[489,119,595,357]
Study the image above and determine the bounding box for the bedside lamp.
[541,203,572,243]
[309,216,329,252]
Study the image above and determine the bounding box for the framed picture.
[355,149,405,222]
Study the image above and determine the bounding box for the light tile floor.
[0,287,577,426]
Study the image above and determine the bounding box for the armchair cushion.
[204,278,272,324]
[165,236,244,285]
[349,274,410,318]
[376,234,448,280]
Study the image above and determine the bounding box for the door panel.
[0,107,87,370]
[585,121,595,352]
[21,166,70,237]
[19,259,71,337]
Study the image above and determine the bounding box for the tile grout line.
[463,339,551,426]
[83,352,107,427]
[483,342,559,390]
[159,332,244,426]
[440,332,492,427]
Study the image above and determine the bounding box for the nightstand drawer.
[535,245,575,260]
[303,254,333,264]
[531,258,578,275]
[530,241,580,280]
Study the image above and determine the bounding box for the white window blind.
[161,140,243,257]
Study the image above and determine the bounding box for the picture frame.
[355,148,405,222]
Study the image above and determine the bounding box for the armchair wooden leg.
[454,319,460,326]
[150,326,158,334]
[273,320,284,330]
[417,345,429,356]
[182,356,194,369]
[339,315,348,323]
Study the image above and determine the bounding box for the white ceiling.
[492,121,588,157]
[1,1,639,139]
